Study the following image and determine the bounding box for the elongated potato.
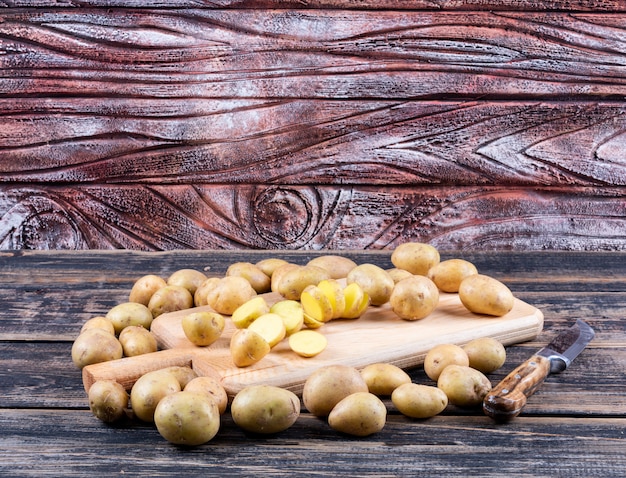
[328,392,387,437]
[306,255,357,279]
[231,385,300,434]
[391,242,440,276]
[276,265,331,300]
[427,258,478,293]
[360,363,411,396]
[346,263,394,306]
[458,274,514,317]
[226,262,271,294]
[391,383,448,418]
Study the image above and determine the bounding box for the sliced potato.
[231,296,270,329]
[341,282,370,319]
[270,300,304,336]
[230,328,271,367]
[248,313,287,348]
[289,330,328,358]
[300,285,334,323]
[317,279,346,319]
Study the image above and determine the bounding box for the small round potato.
[204,276,257,315]
[423,343,469,381]
[80,316,115,335]
[302,365,369,417]
[306,255,358,279]
[181,311,225,347]
[346,263,395,306]
[148,285,194,318]
[129,274,167,306]
[231,385,300,434]
[328,392,387,437]
[154,391,220,446]
[167,268,208,296]
[255,258,289,278]
[463,337,507,373]
[391,242,440,276]
[427,258,478,293]
[360,363,411,396]
[118,325,158,357]
[389,275,439,320]
[458,274,515,317]
[437,365,492,408]
[106,302,154,335]
[391,383,448,419]
[386,268,414,284]
[184,376,228,415]
[160,366,198,390]
[226,262,271,294]
[130,369,182,422]
[71,328,123,369]
[194,277,221,307]
[88,379,129,423]
[229,328,271,367]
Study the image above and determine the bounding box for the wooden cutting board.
[82,290,543,398]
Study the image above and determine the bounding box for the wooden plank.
[1,185,624,250]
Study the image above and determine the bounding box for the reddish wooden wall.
[1,1,625,251]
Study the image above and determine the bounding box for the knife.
[483,319,595,421]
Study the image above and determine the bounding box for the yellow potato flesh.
[231,296,270,329]
[300,285,334,323]
[289,330,328,358]
[270,300,304,336]
[248,313,287,348]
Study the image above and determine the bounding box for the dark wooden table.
[1,250,624,477]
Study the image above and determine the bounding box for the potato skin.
[231,385,300,434]
[130,369,181,422]
[328,392,387,437]
[118,325,158,357]
[463,337,506,373]
[306,255,357,279]
[302,365,369,417]
[129,274,167,306]
[80,316,115,335]
[276,265,331,301]
[204,276,257,315]
[423,343,469,382]
[389,275,439,320]
[391,242,440,276]
[346,263,395,306]
[360,363,411,396]
[181,311,225,346]
[71,328,123,369]
[226,262,271,294]
[167,269,208,296]
[106,302,154,335]
[391,383,448,419]
[184,376,228,415]
[148,285,194,318]
[88,380,129,423]
[458,274,515,317]
[437,365,492,408]
[427,259,478,293]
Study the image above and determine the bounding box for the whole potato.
[88,379,129,423]
[106,302,154,335]
[276,265,331,301]
[80,316,115,335]
[167,268,208,296]
[306,255,357,279]
[231,385,300,434]
[154,391,220,446]
[160,366,198,389]
[360,363,411,396]
[255,257,289,278]
[346,263,395,306]
[302,365,369,417]
[71,328,123,369]
[148,285,194,318]
[184,376,228,415]
[458,274,515,317]
[328,392,387,437]
[226,262,271,294]
[270,263,300,294]
[423,343,469,381]
[129,274,167,306]
[204,276,257,315]
[230,328,271,367]
[389,275,439,320]
[181,311,225,346]
[391,242,440,276]
[130,369,181,422]
[463,337,507,373]
[118,325,158,357]
[386,268,414,284]
[437,365,492,408]
[427,258,478,293]
[194,277,221,307]
[391,383,448,419]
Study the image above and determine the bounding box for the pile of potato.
[72,241,517,445]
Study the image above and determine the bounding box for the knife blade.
[483,319,595,421]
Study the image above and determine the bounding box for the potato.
[341,282,370,319]
[204,276,257,315]
[423,343,469,381]
[391,242,440,276]
[147,285,194,319]
[389,275,439,321]
[270,299,304,336]
[317,279,346,320]
[231,296,270,329]
[248,313,286,348]
[276,265,331,301]
[306,255,357,279]
[300,284,334,323]
[161,366,198,389]
[270,263,300,293]
[458,274,515,317]
[391,383,448,419]
[288,330,328,358]
[80,316,115,335]
[181,311,225,346]
[231,385,300,434]
[167,268,208,296]
[184,376,228,415]
[463,337,507,373]
[88,379,129,423]
[226,262,271,294]
[118,325,158,357]
[346,263,395,306]
[154,391,220,446]
[129,274,167,306]
[255,257,289,278]
[360,363,411,396]
[71,328,123,369]
[386,268,413,284]
[427,258,478,293]
[193,277,221,307]
[302,365,369,417]
[437,364,492,408]
[106,302,154,335]
[328,392,387,437]
[230,328,271,367]
[130,369,181,422]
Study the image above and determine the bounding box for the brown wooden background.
[1,1,625,251]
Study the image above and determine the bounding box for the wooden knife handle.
[483,354,551,421]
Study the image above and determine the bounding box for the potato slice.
[303,313,324,329]
[341,282,370,319]
[300,285,334,323]
[231,296,270,329]
[248,313,286,348]
[270,299,304,335]
[289,330,328,358]
[317,279,346,319]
